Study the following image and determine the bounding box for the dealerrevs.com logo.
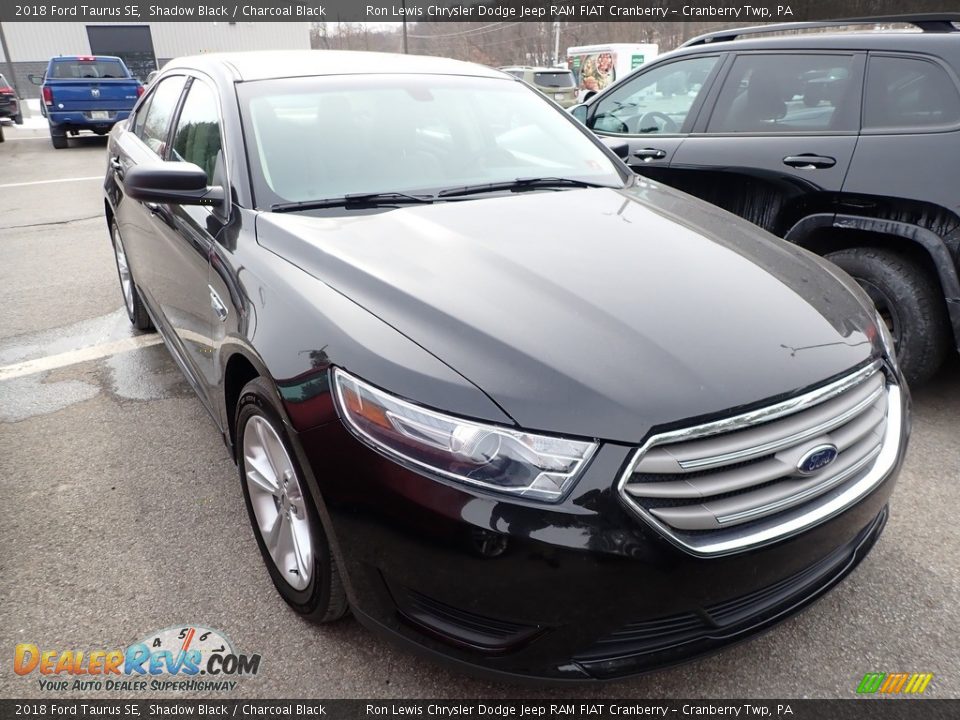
[14,625,261,692]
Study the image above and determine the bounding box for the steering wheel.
[637,111,679,134]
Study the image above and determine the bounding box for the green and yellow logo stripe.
[857,672,934,694]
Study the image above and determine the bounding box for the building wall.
[1,22,310,97]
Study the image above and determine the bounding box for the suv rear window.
[534,71,575,89]
[863,55,960,130]
[50,60,126,79]
[708,54,858,133]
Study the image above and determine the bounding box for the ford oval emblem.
[797,444,839,475]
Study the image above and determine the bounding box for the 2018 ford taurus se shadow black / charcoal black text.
[104,50,909,680]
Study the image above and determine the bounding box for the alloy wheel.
[242,415,313,591]
[112,226,135,317]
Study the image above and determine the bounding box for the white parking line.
[0,335,163,381]
[0,176,102,189]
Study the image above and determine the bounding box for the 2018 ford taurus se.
[103,50,909,680]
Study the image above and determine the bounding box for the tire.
[14,111,23,125]
[236,377,349,623]
[826,247,950,386]
[51,130,68,149]
[109,218,152,331]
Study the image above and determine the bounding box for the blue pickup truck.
[33,56,143,149]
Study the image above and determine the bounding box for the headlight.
[874,309,899,370]
[332,368,597,502]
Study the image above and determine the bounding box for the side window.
[130,93,153,138]
[708,54,857,133]
[170,80,223,181]
[589,56,718,135]
[863,55,960,130]
[136,75,186,156]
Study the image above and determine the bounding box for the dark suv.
[573,15,960,386]
[0,73,23,127]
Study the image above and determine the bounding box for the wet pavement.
[1,120,959,699]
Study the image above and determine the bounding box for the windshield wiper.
[271,191,435,213]
[437,177,613,199]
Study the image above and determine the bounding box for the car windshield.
[534,71,576,89]
[51,59,127,79]
[237,74,624,208]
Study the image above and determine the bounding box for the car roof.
[51,55,123,61]
[163,50,506,82]
[665,30,960,63]
[501,66,570,71]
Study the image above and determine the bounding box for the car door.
[844,52,960,221]
[669,52,865,236]
[111,74,187,312]
[583,54,723,180]
[151,74,229,405]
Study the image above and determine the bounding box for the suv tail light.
[42,86,53,106]
[0,86,12,95]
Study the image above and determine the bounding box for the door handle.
[783,154,836,169]
[209,285,229,322]
[632,147,667,161]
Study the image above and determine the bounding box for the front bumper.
[292,377,908,681]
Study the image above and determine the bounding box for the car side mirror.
[124,162,225,206]
[569,103,588,125]
[600,138,630,161]
[28,74,44,86]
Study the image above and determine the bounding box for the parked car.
[0,73,23,125]
[104,50,907,681]
[30,55,143,149]
[499,65,579,108]
[571,14,960,386]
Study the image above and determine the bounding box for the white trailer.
[566,43,659,93]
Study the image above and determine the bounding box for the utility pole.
[0,22,20,98]
[402,1,409,54]
[552,20,561,66]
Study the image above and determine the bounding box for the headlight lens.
[332,368,597,502]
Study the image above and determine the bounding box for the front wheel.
[826,247,950,386]
[236,377,349,623]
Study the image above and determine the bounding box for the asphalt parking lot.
[1,117,959,700]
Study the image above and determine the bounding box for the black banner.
[1,0,958,23]
[1,700,959,720]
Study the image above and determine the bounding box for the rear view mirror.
[569,104,588,124]
[124,162,224,206]
[28,74,44,86]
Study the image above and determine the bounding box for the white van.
[566,44,659,97]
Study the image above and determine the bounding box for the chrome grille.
[619,361,903,556]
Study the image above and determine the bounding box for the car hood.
[256,182,879,443]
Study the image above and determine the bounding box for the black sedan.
[103,50,908,680]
